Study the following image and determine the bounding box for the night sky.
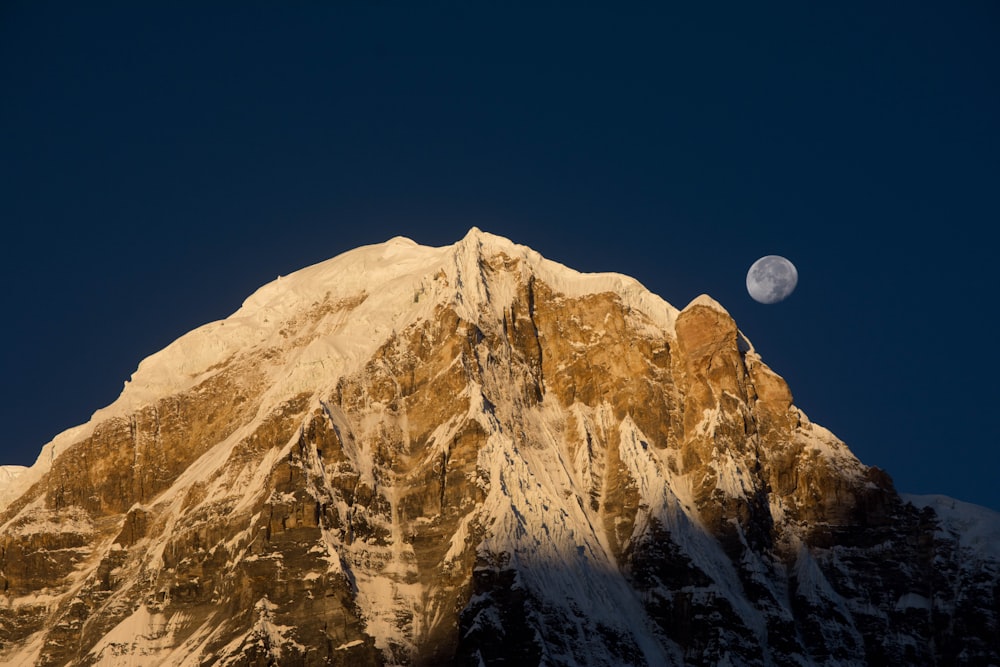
[3,3,998,511]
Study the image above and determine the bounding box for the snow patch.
[902,493,1000,561]
[683,293,729,315]
[6,505,93,538]
[894,593,932,611]
[0,465,26,494]
[86,604,193,666]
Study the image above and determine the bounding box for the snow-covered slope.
[903,493,1000,560]
[0,466,25,496]
[1,230,674,508]
[0,228,996,666]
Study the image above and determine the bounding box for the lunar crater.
[747,255,797,304]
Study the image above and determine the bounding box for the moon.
[746,255,798,304]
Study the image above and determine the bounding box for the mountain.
[1,228,997,666]
[0,467,24,495]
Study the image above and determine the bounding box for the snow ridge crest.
[0,229,997,666]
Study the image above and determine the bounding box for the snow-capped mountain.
[0,228,997,666]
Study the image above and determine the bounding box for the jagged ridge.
[0,228,997,666]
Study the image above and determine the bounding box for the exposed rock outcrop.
[0,229,996,665]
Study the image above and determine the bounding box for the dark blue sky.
[2,2,998,510]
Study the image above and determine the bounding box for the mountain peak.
[1,230,997,666]
[682,293,730,315]
[459,224,497,244]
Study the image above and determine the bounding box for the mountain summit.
[1,228,997,666]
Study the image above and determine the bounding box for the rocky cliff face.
[1,228,997,666]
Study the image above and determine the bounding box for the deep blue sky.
[2,2,998,511]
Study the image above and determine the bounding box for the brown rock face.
[0,230,996,666]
